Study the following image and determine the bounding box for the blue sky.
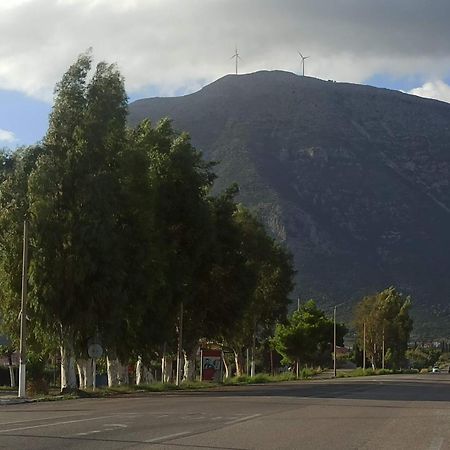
[2,0,450,149]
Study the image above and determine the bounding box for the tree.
[272,300,346,373]
[354,287,413,370]
[28,52,130,390]
[224,207,295,376]
[0,146,41,346]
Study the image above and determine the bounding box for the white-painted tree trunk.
[222,353,229,379]
[136,357,155,385]
[107,356,120,387]
[76,359,93,389]
[234,350,244,376]
[60,341,77,390]
[183,345,198,382]
[8,365,16,388]
[162,355,172,383]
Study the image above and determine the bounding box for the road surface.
[1,373,450,449]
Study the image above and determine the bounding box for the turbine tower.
[298,50,310,76]
[231,46,241,75]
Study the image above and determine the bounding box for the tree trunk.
[136,357,143,385]
[107,355,120,387]
[161,355,172,383]
[118,363,130,385]
[136,357,155,385]
[60,340,77,390]
[7,354,15,388]
[76,359,93,389]
[183,345,198,382]
[234,350,245,376]
[222,353,230,379]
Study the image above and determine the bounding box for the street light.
[18,220,29,399]
[333,306,337,377]
[332,302,347,378]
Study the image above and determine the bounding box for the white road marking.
[157,414,169,418]
[0,414,119,434]
[145,431,191,443]
[103,423,127,428]
[225,413,261,425]
[429,437,444,450]
[0,413,85,426]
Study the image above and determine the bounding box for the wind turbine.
[231,46,242,75]
[298,50,310,76]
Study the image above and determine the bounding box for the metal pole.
[176,302,183,386]
[18,220,29,399]
[200,349,203,381]
[250,331,256,377]
[92,358,96,391]
[382,325,385,370]
[246,348,249,376]
[363,322,366,371]
[333,306,337,377]
[297,296,300,311]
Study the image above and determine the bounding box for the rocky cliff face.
[129,71,450,338]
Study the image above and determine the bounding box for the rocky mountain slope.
[128,71,450,338]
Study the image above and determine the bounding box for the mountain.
[128,70,450,338]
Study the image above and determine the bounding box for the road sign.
[88,343,103,359]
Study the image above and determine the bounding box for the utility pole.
[176,302,183,386]
[297,296,300,311]
[18,220,29,399]
[333,306,337,377]
[382,325,385,370]
[250,330,256,377]
[363,322,366,371]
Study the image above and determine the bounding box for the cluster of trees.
[0,54,294,390]
[353,287,413,370]
[271,300,347,374]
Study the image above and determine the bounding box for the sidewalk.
[0,390,28,405]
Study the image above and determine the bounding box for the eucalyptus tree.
[272,300,346,373]
[224,207,295,376]
[0,147,41,346]
[27,53,130,389]
[354,287,412,369]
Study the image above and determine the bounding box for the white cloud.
[1,0,450,100]
[0,129,16,143]
[409,80,450,104]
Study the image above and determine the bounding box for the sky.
[1,0,450,148]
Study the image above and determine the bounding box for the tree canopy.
[272,300,346,367]
[0,53,296,389]
[354,287,413,369]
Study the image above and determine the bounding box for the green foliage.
[0,54,297,386]
[271,300,347,367]
[354,287,413,369]
[406,347,440,369]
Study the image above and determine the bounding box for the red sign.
[201,349,222,381]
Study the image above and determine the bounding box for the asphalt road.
[1,374,450,450]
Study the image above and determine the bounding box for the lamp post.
[333,306,337,377]
[18,220,29,399]
[363,322,366,371]
[176,302,183,386]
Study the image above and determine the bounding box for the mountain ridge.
[129,71,450,338]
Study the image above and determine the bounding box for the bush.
[27,379,49,396]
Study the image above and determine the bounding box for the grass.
[223,369,320,385]
[336,368,419,378]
